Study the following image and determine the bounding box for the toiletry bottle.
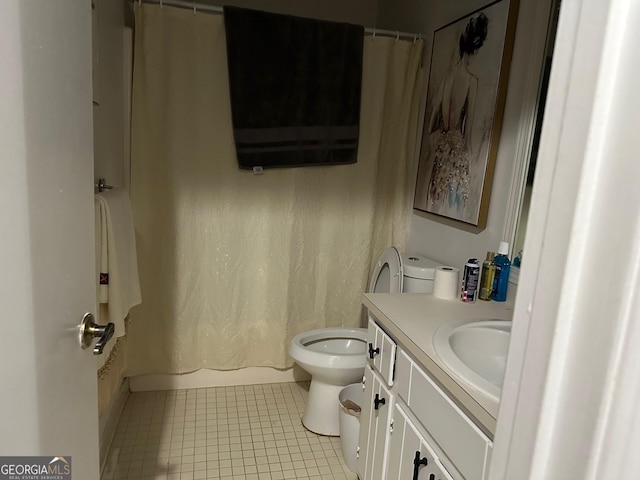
[479,251,496,301]
[491,242,511,302]
[513,249,523,267]
[461,258,480,303]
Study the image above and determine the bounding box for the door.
[387,404,454,480]
[359,366,375,479]
[0,1,99,479]
[368,319,397,387]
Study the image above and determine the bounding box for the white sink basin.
[433,319,511,401]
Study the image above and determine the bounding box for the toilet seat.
[369,246,403,293]
[290,328,368,371]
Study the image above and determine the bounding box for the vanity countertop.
[362,291,515,437]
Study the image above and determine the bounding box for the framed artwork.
[413,0,519,229]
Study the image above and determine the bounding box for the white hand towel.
[96,200,109,304]
[95,189,142,338]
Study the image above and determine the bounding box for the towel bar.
[96,178,114,192]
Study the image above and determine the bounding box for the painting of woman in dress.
[413,0,515,227]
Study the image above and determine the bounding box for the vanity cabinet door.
[408,363,490,480]
[386,404,455,480]
[359,365,394,480]
[367,318,397,386]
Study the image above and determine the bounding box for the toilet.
[289,247,439,435]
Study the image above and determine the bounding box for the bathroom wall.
[376,0,552,268]
[93,0,127,186]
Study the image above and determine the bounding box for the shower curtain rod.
[139,0,423,41]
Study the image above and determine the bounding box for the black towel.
[223,6,364,170]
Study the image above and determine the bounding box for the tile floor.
[101,382,359,480]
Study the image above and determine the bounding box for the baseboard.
[128,366,311,392]
[99,378,130,474]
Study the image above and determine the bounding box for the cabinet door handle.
[368,342,380,359]
[374,393,386,410]
[412,451,428,480]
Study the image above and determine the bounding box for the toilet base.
[302,378,349,436]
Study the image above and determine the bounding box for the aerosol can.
[461,258,480,303]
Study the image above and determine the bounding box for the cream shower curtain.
[125,4,423,375]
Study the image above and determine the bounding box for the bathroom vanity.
[357,293,514,480]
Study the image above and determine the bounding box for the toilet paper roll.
[433,266,460,300]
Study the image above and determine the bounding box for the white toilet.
[289,247,439,435]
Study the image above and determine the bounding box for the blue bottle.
[491,242,511,302]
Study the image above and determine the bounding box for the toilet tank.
[401,253,440,293]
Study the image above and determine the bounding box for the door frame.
[491,0,640,478]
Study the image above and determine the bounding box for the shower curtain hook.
[413,33,417,43]
[159,0,163,7]
[138,0,141,6]
[193,1,196,15]
[396,31,400,42]
[372,28,376,40]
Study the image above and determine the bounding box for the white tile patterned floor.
[102,382,359,480]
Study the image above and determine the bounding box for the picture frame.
[413,0,519,229]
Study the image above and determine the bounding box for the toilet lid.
[369,247,403,293]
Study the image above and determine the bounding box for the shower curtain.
[125,4,424,375]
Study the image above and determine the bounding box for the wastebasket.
[338,383,363,473]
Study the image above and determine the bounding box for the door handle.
[79,312,115,355]
[412,451,428,480]
[374,393,386,410]
[368,342,380,359]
